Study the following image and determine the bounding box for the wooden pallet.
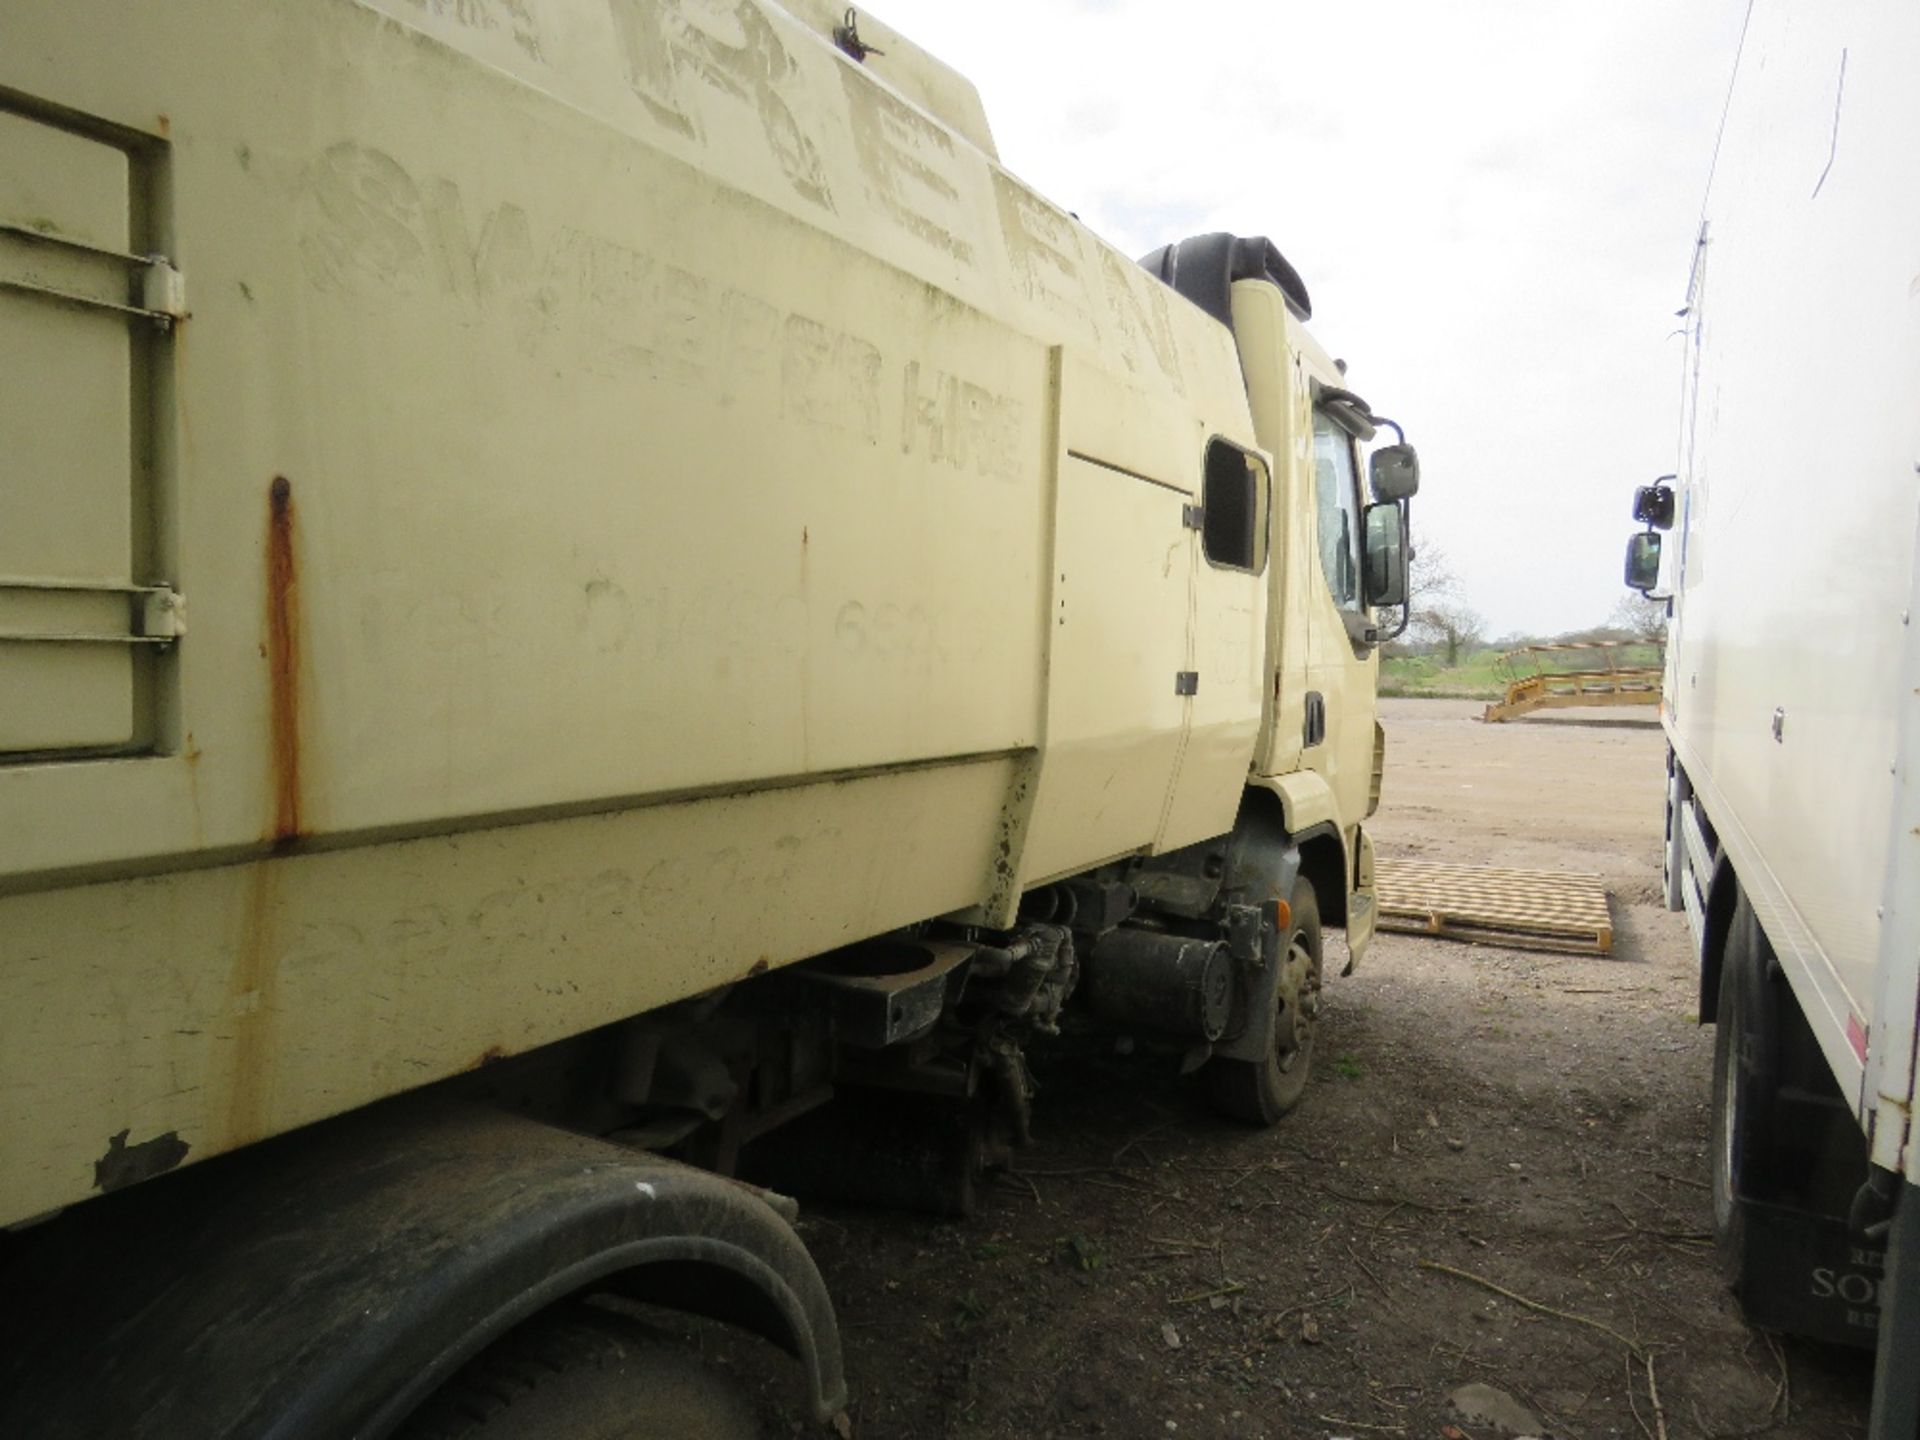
[1374,859,1613,955]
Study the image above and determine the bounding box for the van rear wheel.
[1206,880,1323,1126]
[397,1303,761,1440]
[1710,897,1776,1288]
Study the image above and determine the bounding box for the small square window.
[1202,440,1267,573]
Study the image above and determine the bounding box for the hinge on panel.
[140,258,188,322]
[0,221,189,329]
[0,577,186,645]
[1174,670,1199,697]
[1181,504,1205,531]
[138,586,187,640]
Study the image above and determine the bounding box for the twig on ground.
[1764,1332,1792,1421]
[1625,1353,1655,1440]
[1173,1281,1244,1306]
[1417,1259,1646,1358]
[1316,1417,1404,1434]
[1346,1242,1390,1299]
[1226,1163,1271,1193]
[1369,1201,1408,1233]
[1111,1119,1176,1165]
[1269,1285,1356,1327]
[1322,1185,1462,1213]
[993,1170,1044,1207]
[1647,1352,1669,1440]
[1081,1176,1176,1198]
[1654,1170,1710,1191]
[1601,1200,1713,1248]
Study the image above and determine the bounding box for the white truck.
[1625,3,1919,1433]
[0,1,1418,1434]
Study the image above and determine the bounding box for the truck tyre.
[1207,879,1322,1126]
[1710,898,1777,1287]
[397,1303,760,1440]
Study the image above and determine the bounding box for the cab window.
[1201,439,1269,573]
[1311,409,1363,608]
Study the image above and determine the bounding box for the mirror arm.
[1376,598,1412,645]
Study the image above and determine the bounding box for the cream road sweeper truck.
[0,1,1421,1432]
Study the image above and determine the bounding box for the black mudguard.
[0,1100,845,1438]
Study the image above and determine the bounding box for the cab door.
[1300,396,1382,847]
[1159,440,1271,849]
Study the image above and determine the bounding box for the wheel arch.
[1245,775,1347,928]
[0,1100,846,1440]
[1295,825,1348,930]
[1699,854,1743,1028]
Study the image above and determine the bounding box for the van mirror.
[1625,531,1663,592]
[1632,481,1676,530]
[1363,502,1409,607]
[1369,444,1420,501]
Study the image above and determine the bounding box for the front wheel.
[1207,879,1323,1126]
[396,1303,762,1440]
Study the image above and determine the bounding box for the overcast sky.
[870,0,1751,638]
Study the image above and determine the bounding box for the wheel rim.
[1271,934,1320,1074]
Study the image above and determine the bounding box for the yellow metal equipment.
[1481,641,1662,723]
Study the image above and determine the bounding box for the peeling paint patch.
[93,1129,191,1193]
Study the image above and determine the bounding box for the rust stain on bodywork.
[226,475,302,1147]
[227,860,282,1146]
[266,476,302,844]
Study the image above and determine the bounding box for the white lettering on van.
[1099,248,1184,395]
[901,362,1021,480]
[299,147,884,443]
[839,67,973,263]
[394,0,544,61]
[1811,1267,1882,1307]
[301,144,532,304]
[606,0,834,213]
[993,172,1096,341]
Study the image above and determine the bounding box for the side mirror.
[1624,531,1663,592]
[1369,444,1420,502]
[1632,480,1676,530]
[1363,502,1409,607]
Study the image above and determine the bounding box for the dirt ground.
[700,698,1878,1439]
